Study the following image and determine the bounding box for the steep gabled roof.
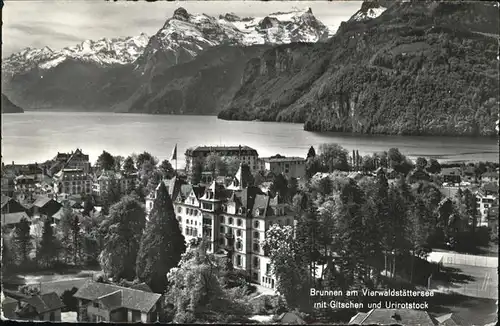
[32,196,53,208]
[350,309,437,325]
[253,194,271,216]
[1,194,12,208]
[74,281,161,313]
[1,212,31,225]
[21,292,65,314]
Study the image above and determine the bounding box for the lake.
[1,112,498,168]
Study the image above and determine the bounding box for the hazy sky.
[2,0,362,57]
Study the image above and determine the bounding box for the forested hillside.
[218,1,499,136]
[1,94,24,113]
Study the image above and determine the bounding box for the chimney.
[12,161,14,166]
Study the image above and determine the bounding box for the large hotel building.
[146,164,295,290]
[184,145,262,174]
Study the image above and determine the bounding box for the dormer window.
[238,207,243,215]
[254,209,260,216]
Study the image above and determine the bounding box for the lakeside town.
[1,144,498,325]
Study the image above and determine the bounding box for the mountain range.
[218,1,499,136]
[2,1,499,136]
[2,7,329,112]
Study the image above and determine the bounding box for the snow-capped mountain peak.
[2,34,149,76]
[136,7,330,72]
[349,1,387,22]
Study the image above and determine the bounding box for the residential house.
[461,166,477,184]
[475,188,499,227]
[1,194,27,214]
[487,206,498,236]
[1,166,16,197]
[14,175,37,192]
[408,169,431,183]
[185,145,259,175]
[54,148,91,174]
[2,290,64,321]
[348,309,438,325]
[73,281,162,322]
[1,194,30,228]
[97,171,137,198]
[481,171,499,185]
[441,168,462,185]
[373,167,398,179]
[434,313,463,326]
[261,155,306,180]
[31,196,62,223]
[483,182,498,196]
[54,169,93,196]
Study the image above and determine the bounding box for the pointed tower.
[227,163,243,191]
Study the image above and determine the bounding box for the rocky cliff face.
[218,1,499,136]
[114,44,271,115]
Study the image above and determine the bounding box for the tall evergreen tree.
[307,146,316,159]
[190,158,204,185]
[97,151,116,171]
[99,194,146,281]
[13,217,32,265]
[270,174,288,199]
[38,218,60,268]
[123,156,136,174]
[136,182,186,293]
[72,215,81,265]
[159,159,176,179]
[2,236,17,276]
[240,163,255,187]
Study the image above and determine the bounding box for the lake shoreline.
[2,112,498,166]
[14,109,500,139]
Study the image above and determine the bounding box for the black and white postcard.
[1,0,498,325]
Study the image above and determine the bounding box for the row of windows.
[65,181,91,185]
[202,203,213,210]
[220,216,243,226]
[185,227,198,237]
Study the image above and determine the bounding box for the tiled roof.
[187,145,257,153]
[22,292,65,314]
[2,212,31,225]
[130,283,153,293]
[441,168,461,176]
[99,290,123,310]
[274,312,305,324]
[482,171,499,178]
[33,196,53,208]
[1,194,12,208]
[253,194,270,216]
[349,312,367,324]
[350,309,437,325]
[435,313,461,326]
[73,281,161,313]
[262,156,305,163]
[483,183,498,194]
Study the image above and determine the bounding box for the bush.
[19,284,40,296]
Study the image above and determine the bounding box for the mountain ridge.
[218,1,499,137]
[2,7,330,112]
